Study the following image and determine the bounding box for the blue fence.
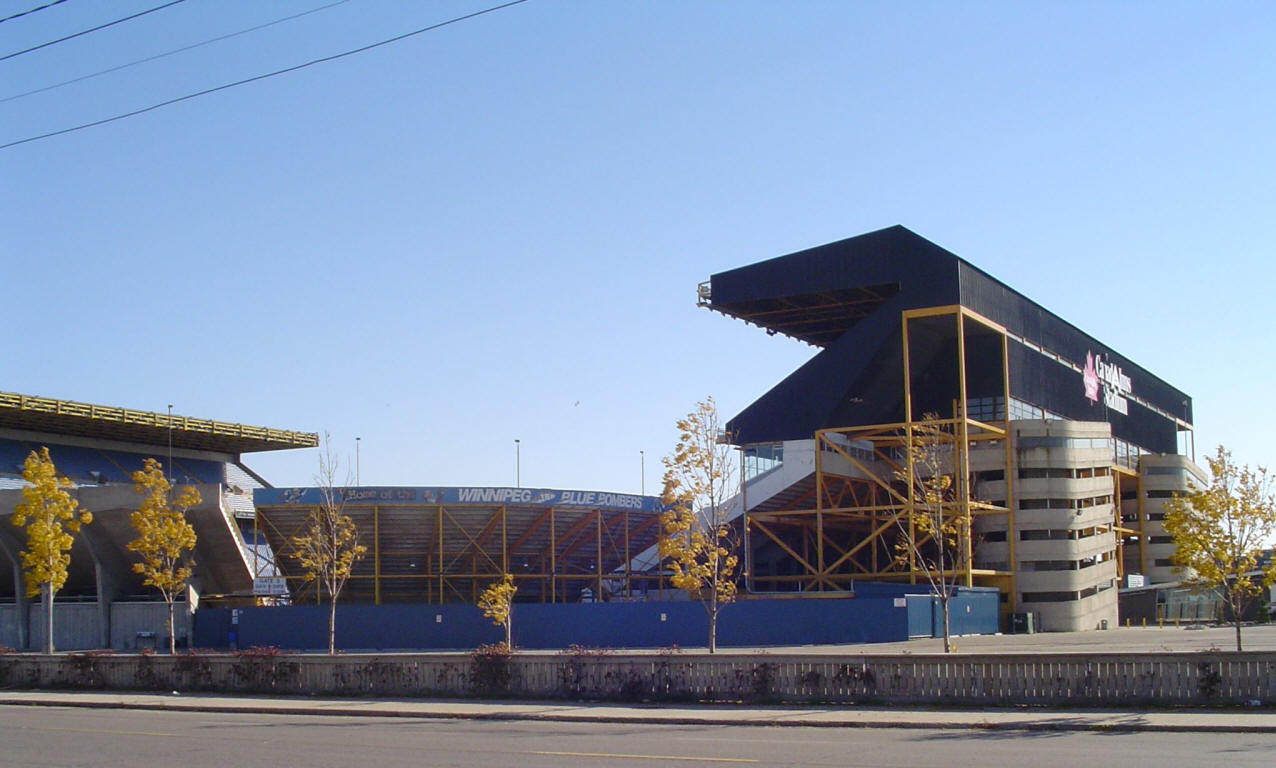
[194,587,999,651]
[906,590,1001,638]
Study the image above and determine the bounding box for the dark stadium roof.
[705,226,1193,451]
[0,391,317,455]
[701,225,955,347]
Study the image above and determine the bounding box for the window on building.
[1020,529,1077,541]
[1022,560,1077,571]
[1021,591,1077,603]
[743,443,784,481]
[1019,468,1072,479]
[965,396,1005,422]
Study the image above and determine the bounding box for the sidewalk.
[1,690,1272,733]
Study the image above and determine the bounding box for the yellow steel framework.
[1113,463,1144,581]
[745,306,1018,607]
[254,500,662,605]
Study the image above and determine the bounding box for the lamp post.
[515,439,521,488]
[356,436,361,487]
[640,450,645,496]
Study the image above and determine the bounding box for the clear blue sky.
[3,1,1273,491]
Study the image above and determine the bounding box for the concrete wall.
[3,650,1271,706]
[973,419,1120,631]
[0,604,18,649]
[0,602,185,651]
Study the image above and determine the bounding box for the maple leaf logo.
[1083,351,1100,403]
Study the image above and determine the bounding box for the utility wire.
[0,0,530,151]
[2,0,350,104]
[0,0,187,62]
[0,0,69,25]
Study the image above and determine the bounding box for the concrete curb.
[2,694,1273,734]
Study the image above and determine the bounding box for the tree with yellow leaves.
[657,398,739,653]
[11,447,93,653]
[290,436,366,654]
[1164,446,1276,651]
[127,458,200,654]
[478,573,518,647]
[892,415,963,653]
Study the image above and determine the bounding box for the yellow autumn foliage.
[1164,446,1276,651]
[127,458,199,600]
[478,573,518,646]
[11,447,92,599]
[657,398,740,652]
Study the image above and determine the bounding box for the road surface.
[2,704,1273,768]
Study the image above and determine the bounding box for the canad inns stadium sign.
[1083,350,1132,415]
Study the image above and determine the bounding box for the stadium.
[1,225,1205,648]
[705,225,1201,632]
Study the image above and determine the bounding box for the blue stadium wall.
[194,587,997,650]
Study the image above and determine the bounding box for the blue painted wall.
[906,588,1000,638]
[194,588,998,651]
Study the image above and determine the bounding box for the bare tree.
[892,415,963,652]
[658,397,740,653]
[290,435,366,654]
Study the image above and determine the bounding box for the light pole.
[515,439,521,488]
[356,436,361,486]
[166,404,173,482]
[640,450,645,496]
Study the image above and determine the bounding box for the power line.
[2,0,351,104]
[0,0,188,62]
[0,0,530,151]
[0,0,69,25]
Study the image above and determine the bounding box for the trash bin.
[136,631,156,650]
[1100,619,1109,630]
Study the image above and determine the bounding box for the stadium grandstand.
[254,486,664,605]
[697,225,1201,632]
[0,391,316,650]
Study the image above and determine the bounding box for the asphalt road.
[2,705,1274,768]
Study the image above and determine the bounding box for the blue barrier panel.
[906,596,935,638]
[948,588,1000,636]
[192,607,233,649]
[904,588,1000,638]
[720,598,910,645]
[195,595,945,651]
[513,601,705,649]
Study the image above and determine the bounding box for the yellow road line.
[534,750,758,763]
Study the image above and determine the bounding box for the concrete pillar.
[0,528,29,650]
[80,526,128,649]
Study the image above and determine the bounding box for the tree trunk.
[1233,593,1243,652]
[504,617,512,648]
[708,608,717,654]
[941,594,952,653]
[168,600,177,655]
[327,601,335,655]
[42,583,53,654]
